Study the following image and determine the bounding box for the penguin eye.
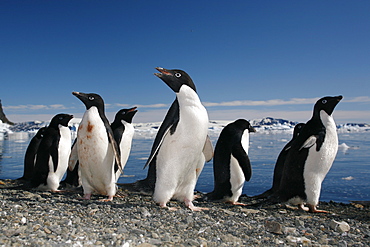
[59,116,63,120]
[175,73,181,78]
[322,99,327,104]
[89,96,95,101]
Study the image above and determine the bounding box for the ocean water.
[0,132,369,203]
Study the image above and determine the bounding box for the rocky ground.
[0,179,369,247]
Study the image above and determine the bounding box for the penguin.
[205,119,255,205]
[18,127,47,181]
[30,114,73,191]
[60,139,80,188]
[140,67,213,211]
[254,123,305,199]
[271,95,343,213]
[71,92,122,201]
[110,107,138,181]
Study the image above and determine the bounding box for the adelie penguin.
[268,95,343,213]
[63,107,137,188]
[205,119,255,205]
[71,92,122,201]
[17,127,47,181]
[254,123,305,199]
[111,107,138,181]
[140,67,213,211]
[30,114,73,191]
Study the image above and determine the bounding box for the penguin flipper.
[143,100,179,169]
[68,139,78,171]
[202,135,214,162]
[143,126,171,169]
[232,146,252,181]
[107,127,123,173]
[299,135,317,150]
[50,142,59,172]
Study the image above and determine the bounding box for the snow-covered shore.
[1,117,369,141]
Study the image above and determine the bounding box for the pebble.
[0,180,369,246]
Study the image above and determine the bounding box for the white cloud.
[115,103,169,108]
[50,104,67,109]
[203,96,370,107]
[204,97,319,107]
[4,104,68,111]
[343,96,370,103]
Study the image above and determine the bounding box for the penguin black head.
[292,123,305,138]
[113,107,138,124]
[49,113,74,128]
[313,95,343,117]
[233,119,256,133]
[72,92,105,111]
[154,67,197,93]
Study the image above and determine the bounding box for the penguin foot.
[307,204,328,213]
[159,202,178,211]
[185,199,209,211]
[78,194,92,200]
[193,194,201,200]
[99,196,113,202]
[226,201,247,206]
[298,204,310,211]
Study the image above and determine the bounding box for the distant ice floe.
[342,176,355,181]
[1,117,369,141]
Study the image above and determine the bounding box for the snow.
[0,117,369,141]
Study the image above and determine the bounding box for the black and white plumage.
[71,92,122,201]
[111,107,137,181]
[30,114,73,191]
[205,119,255,205]
[255,123,305,199]
[140,67,213,211]
[271,95,343,213]
[18,127,47,181]
[61,139,80,188]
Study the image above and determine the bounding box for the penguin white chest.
[160,86,209,164]
[119,121,135,166]
[241,130,250,155]
[154,86,209,203]
[228,155,246,202]
[77,107,114,184]
[115,121,135,180]
[55,125,71,177]
[44,125,71,191]
[303,111,338,205]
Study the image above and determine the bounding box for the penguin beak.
[154,67,172,77]
[249,126,256,133]
[72,91,83,99]
[128,107,137,112]
[72,91,87,101]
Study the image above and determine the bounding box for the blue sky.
[1,1,369,124]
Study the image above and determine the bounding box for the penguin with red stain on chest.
[71,92,122,201]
